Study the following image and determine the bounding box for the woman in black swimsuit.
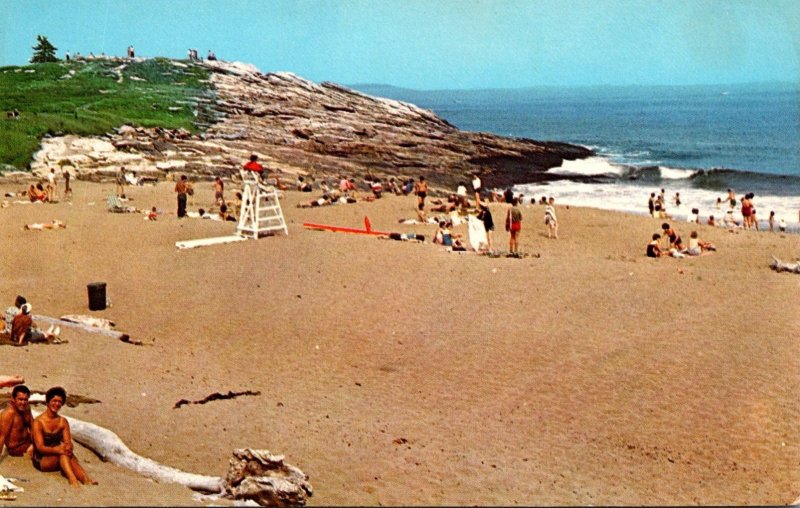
[32,386,96,486]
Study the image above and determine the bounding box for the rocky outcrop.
[28,60,593,190]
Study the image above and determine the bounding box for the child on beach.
[646,233,663,258]
[768,211,775,232]
[506,198,522,255]
[661,223,685,252]
[685,231,716,256]
[544,198,558,239]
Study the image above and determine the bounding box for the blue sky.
[0,0,797,89]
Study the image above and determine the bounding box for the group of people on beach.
[0,378,95,487]
[1,297,91,486]
[291,167,566,255]
[22,168,71,204]
[3,296,61,346]
[648,187,789,233]
[63,44,219,64]
[646,222,716,258]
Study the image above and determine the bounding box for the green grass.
[0,58,214,170]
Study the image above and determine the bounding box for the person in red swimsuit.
[243,154,264,176]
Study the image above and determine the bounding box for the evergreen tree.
[30,35,58,63]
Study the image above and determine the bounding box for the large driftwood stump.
[225,449,313,507]
[770,256,800,274]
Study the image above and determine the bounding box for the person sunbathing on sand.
[24,220,66,231]
[430,195,458,213]
[218,204,236,222]
[0,384,33,457]
[32,387,96,486]
[684,231,716,256]
[723,209,740,228]
[434,221,465,250]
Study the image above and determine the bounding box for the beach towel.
[468,215,488,251]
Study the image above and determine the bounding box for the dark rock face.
[202,63,593,190]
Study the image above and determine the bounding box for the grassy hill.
[0,58,214,171]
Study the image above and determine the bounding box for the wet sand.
[0,179,798,506]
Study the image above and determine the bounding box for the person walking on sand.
[213,177,224,206]
[63,168,72,199]
[0,384,33,457]
[175,175,188,218]
[544,197,558,239]
[116,167,127,198]
[414,176,428,212]
[46,168,58,202]
[506,198,522,255]
[32,386,96,486]
[476,203,494,251]
[768,211,775,232]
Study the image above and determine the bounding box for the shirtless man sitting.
[0,384,33,457]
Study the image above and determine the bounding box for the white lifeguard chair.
[236,170,288,239]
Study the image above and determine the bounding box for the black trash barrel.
[87,282,107,311]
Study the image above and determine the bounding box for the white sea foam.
[547,157,625,177]
[659,166,698,179]
[514,179,800,233]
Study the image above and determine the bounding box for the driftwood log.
[31,408,223,492]
[770,256,800,274]
[30,410,312,506]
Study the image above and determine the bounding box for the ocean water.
[354,83,800,230]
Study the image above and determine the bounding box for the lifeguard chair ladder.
[237,170,289,239]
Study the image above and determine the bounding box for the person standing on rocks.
[175,175,189,218]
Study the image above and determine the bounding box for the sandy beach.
[0,178,798,506]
